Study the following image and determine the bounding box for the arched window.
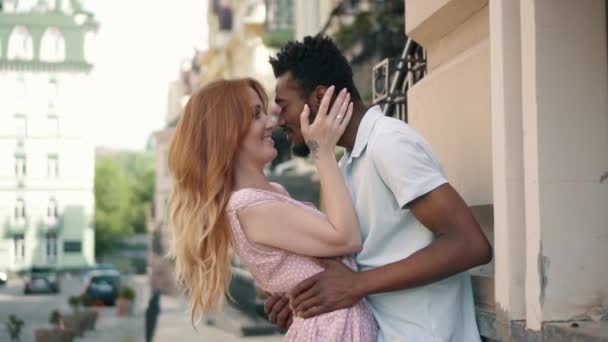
[8,26,34,60]
[40,27,66,62]
[2,0,17,12]
[60,0,72,14]
[16,0,36,13]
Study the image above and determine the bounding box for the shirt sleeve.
[371,131,447,208]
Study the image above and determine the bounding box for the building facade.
[404,0,608,340]
[0,0,97,272]
[148,0,284,295]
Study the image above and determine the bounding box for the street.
[0,273,147,342]
[0,273,283,342]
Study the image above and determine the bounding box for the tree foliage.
[94,152,155,256]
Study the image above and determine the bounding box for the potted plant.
[68,295,81,313]
[116,286,136,316]
[5,314,24,342]
[34,310,74,342]
[49,309,63,330]
[79,293,98,331]
[62,296,86,337]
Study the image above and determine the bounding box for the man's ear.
[308,85,329,112]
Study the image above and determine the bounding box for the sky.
[86,0,208,151]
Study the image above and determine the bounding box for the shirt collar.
[349,105,384,159]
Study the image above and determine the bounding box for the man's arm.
[289,183,492,317]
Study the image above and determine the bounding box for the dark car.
[82,270,121,306]
[23,266,60,294]
[80,263,119,281]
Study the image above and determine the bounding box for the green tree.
[119,152,155,234]
[94,152,155,256]
[94,157,131,255]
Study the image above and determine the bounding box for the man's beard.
[290,106,317,157]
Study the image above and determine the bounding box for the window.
[63,241,81,253]
[47,155,59,178]
[47,78,59,109]
[35,0,56,11]
[60,0,72,14]
[15,155,26,176]
[40,27,65,62]
[7,26,33,60]
[213,0,233,31]
[47,198,59,219]
[84,31,96,63]
[2,0,17,12]
[268,0,293,31]
[16,75,27,107]
[46,232,58,263]
[15,155,26,177]
[16,0,36,13]
[47,116,60,136]
[15,115,26,136]
[13,234,25,261]
[14,198,26,220]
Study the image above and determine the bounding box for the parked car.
[80,263,119,281]
[23,266,60,294]
[82,270,121,306]
[0,270,7,286]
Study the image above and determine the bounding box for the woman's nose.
[267,115,278,129]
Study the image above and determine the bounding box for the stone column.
[520,0,608,330]
[489,0,526,340]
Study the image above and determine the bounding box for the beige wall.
[407,0,492,206]
[520,0,608,328]
[407,0,608,336]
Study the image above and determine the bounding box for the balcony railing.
[372,37,426,122]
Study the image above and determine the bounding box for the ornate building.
[0,0,97,272]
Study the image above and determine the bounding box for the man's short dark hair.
[269,35,361,100]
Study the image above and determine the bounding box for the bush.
[80,293,93,307]
[49,309,62,326]
[5,314,25,341]
[68,296,81,313]
[119,286,135,301]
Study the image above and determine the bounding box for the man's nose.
[276,113,286,126]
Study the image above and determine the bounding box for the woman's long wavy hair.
[167,78,268,325]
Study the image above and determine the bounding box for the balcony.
[4,217,29,235]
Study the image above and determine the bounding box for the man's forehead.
[275,72,300,97]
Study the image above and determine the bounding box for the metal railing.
[372,38,426,122]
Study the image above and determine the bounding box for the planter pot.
[62,314,87,337]
[79,310,98,331]
[34,328,74,342]
[116,297,133,316]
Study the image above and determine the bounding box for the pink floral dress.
[226,184,377,341]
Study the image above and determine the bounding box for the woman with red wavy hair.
[167,78,376,341]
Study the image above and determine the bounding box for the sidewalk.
[153,295,284,342]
